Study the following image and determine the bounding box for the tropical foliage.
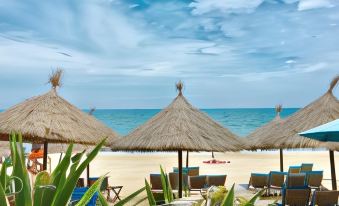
[0,133,108,206]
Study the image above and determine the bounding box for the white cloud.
[298,0,334,11]
[189,0,264,15]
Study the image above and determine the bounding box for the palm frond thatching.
[249,76,339,150]
[246,105,284,150]
[111,82,244,152]
[0,69,119,146]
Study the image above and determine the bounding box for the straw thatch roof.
[111,81,243,152]
[246,105,284,150]
[250,76,339,150]
[0,69,119,146]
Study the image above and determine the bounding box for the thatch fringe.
[275,104,282,114]
[176,81,183,95]
[49,68,63,89]
[328,75,339,93]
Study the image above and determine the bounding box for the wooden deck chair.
[300,163,313,172]
[189,175,207,191]
[268,171,286,195]
[282,188,311,206]
[286,173,306,188]
[207,175,227,187]
[288,166,301,174]
[306,171,323,190]
[311,190,339,206]
[150,174,162,191]
[248,173,269,190]
[169,172,188,190]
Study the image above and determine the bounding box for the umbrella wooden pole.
[87,164,90,186]
[329,150,337,190]
[178,150,183,198]
[58,153,63,164]
[43,141,48,171]
[212,152,215,159]
[279,149,284,172]
[186,151,189,168]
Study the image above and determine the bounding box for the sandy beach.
[48,150,339,205]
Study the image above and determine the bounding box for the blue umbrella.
[300,119,339,190]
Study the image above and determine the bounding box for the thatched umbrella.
[246,105,285,171]
[250,76,339,189]
[111,81,243,198]
[0,69,119,170]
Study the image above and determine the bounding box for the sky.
[0,0,338,109]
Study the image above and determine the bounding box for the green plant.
[0,133,108,206]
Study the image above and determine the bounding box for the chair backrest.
[311,190,339,206]
[169,172,188,190]
[150,174,162,190]
[189,175,207,190]
[188,167,199,176]
[288,166,301,174]
[269,171,286,188]
[306,171,323,188]
[250,173,268,188]
[284,188,311,206]
[300,163,313,172]
[207,175,227,187]
[286,173,306,188]
[173,167,199,176]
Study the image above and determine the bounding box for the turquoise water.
[87,108,298,137]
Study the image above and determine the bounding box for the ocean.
[87,108,299,137]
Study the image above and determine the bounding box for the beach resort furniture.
[70,187,98,206]
[76,178,85,187]
[300,163,313,172]
[268,171,286,195]
[280,188,311,206]
[169,172,188,190]
[286,173,307,188]
[310,190,339,206]
[189,175,207,191]
[150,174,163,191]
[248,173,268,190]
[89,177,123,202]
[306,171,323,190]
[173,167,199,176]
[288,166,301,174]
[207,175,227,187]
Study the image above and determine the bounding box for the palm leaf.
[115,187,145,206]
[75,175,105,206]
[9,133,32,206]
[51,138,105,206]
[145,179,156,206]
[33,171,52,206]
[240,189,265,206]
[221,183,235,206]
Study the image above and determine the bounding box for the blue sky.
[0,0,338,109]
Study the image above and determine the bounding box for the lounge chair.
[280,188,311,206]
[173,167,199,176]
[268,171,286,195]
[70,187,98,206]
[169,172,188,190]
[150,174,163,191]
[88,177,123,203]
[288,166,301,174]
[189,175,207,191]
[286,173,306,188]
[306,171,323,190]
[207,175,227,187]
[310,190,339,206]
[300,163,313,172]
[248,173,268,190]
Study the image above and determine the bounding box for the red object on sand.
[203,159,229,164]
